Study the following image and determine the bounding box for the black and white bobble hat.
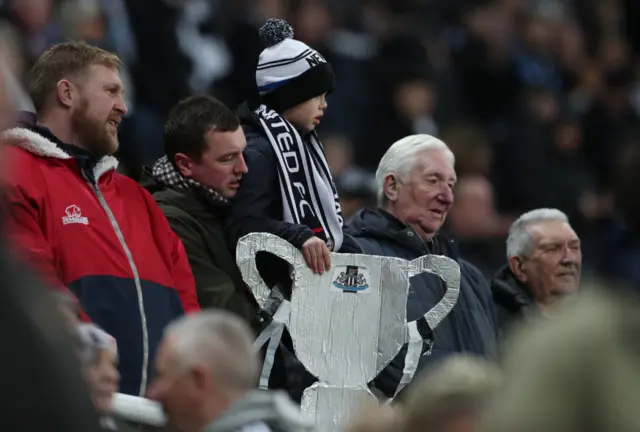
[76,322,118,364]
[256,18,335,112]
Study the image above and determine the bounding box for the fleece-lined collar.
[2,126,119,181]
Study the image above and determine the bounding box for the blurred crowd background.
[2,0,640,286]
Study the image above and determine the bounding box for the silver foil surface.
[236,232,461,431]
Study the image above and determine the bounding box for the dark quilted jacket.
[347,208,498,397]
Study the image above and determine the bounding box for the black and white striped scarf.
[151,156,229,207]
[255,104,344,251]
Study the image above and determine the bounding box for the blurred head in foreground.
[481,289,640,432]
[147,310,258,432]
[401,355,502,432]
[343,403,401,432]
[345,355,501,432]
[76,323,119,415]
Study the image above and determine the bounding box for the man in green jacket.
[144,95,257,323]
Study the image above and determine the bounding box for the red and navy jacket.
[4,122,200,396]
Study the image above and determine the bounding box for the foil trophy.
[236,233,461,431]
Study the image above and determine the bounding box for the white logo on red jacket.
[62,205,89,226]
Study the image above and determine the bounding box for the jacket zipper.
[84,173,149,397]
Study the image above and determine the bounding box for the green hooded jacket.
[143,175,258,323]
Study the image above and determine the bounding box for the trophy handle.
[235,232,303,309]
[389,255,462,400]
[406,255,461,332]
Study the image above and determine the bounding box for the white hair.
[375,134,455,206]
[164,311,258,391]
[506,208,570,258]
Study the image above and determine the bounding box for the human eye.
[424,176,438,185]
[545,244,562,252]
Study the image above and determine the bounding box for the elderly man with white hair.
[147,310,313,432]
[491,208,581,333]
[348,134,497,399]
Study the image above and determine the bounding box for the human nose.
[319,95,327,110]
[438,185,454,205]
[564,247,580,263]
[114,96,128,117]
[236,153,248,174]
[561,247,580,266]
[110,364,120,386]
[101,362,118,382]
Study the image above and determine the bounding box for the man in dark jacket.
[347,134,497,399]
[144,95,257,324]
[491,208,581,336]
[226,18,361,293]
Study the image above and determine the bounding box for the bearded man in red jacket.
[3,41,200,397]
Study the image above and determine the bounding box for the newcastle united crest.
[331,265,370,293]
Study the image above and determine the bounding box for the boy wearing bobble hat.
[228,18,361,292]
[227,18,362,403]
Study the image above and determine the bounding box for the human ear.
[174,153,194,178]
[383,174,399,203]
[186,364,210,399]
[508,256,528,283]
[56,79,75,108]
